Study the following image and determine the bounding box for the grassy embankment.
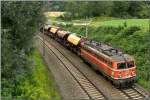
[59,17,149,90]
[20,50,60,100]
[90,18,148,30]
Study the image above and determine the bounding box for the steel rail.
[38,34,149,100]
[39,36,107,100]
[118,85,147,100]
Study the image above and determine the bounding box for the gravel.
[38,40,89,100]
[44,36,126,100]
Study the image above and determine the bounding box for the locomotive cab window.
[127,61,134,68]
[117,63,126,69]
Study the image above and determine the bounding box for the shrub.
[124,26,141,35]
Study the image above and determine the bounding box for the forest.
[49,1,149,19]
[1,1,60,99]
[1,1,150,99]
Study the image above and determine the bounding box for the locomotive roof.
[84,40,134,62]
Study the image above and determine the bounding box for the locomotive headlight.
[119,72,122,78]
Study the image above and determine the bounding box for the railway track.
[118,85,148,100]
[39,36,107,100]
[38,34,149,100]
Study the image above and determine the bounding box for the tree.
[53,1,149,19]
[63,1,114,20]
[111,1,130,18]
[89,1,114,17]
[128,1,149,18]
[1,1,45,98]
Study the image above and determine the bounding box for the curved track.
[39,36,107,100]
[38,34,149,100]
[118,85,148,100]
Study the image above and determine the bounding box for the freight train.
[40,25,136,88]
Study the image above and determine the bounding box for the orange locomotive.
[41,25,136,88]
[80,40,136,87]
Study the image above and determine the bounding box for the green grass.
[20,50,61,100]
[91,18,149,30]
[51,16,149,32]
[70,17,117,23]
[138,79,149,89]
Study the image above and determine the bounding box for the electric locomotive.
[80,40,136,87]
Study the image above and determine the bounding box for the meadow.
[90,18,149,30]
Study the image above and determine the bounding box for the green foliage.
[1,30,32,98]
[19,50,60,100]
[48,1,66,11]
[62,1,113,20]
[2,1,45,52]
[111,1,130,18]
[1,1,48,98]
[90,18,149,30]
[55,1,149,20]
[118,26,141,37]
[138,79,149,89]
[128,1,149,18]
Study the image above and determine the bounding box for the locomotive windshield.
[127,61,134,68]
[117,63,126,69]
[117,61,134,69]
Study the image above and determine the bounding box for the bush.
[124,26,141,35]
[1,1,46,98]
[65,22,73,27]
